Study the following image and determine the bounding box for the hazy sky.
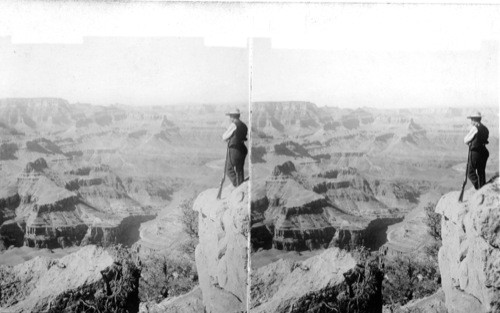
[252,39,498,108]
[1,3,499,108]
[0,37,249,106]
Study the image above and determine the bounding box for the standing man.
[222,108,248,187]
[464,111,489,189]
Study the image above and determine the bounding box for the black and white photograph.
[0,3,249,312]
[249,4,499,313]
[0,2,499,313]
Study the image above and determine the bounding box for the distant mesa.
[253,101,320,116]
[0,98,74,129]
[401,134,417,144]
[24,158,48,172]
[352,108,375,124]
[252,101,324,134]
[375,133,395,143]
[0,121,23,136]
[445,107,463,117]
[128,129,148,139]
[161,116,177,128]
[272,161,296,177]
[68,167,92,176]
[0,143,18,160]
[252,101,375,136]
[273,141,312,158]
[94,112,113,126]
[400,120,427,145]
[341,115,360,130]
[75,117,93,128]
[323,121,341,131]
[341,109,375,129]
[408,118,424,132]
[154,130,172,142]
[299,118,319,128]
[252,128,273,140]
[26,138,65,155]
[153,117,180,142]
[252,146,267,164]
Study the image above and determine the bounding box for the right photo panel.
[249,8,499,312]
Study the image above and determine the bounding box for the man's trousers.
[468,147,489,189]
[226,147,247,187]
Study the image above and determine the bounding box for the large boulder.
[437,177,500,313]
[251,247,383,313]
[0,245,140,313]
[194,182,249,313]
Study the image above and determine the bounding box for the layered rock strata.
[194,182,249,313]
[1,158,156,249]
[252,162,399,252]
[437,177,500,313]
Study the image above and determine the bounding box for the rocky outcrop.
[250,248,383,313]
[252,102,325,135]
[139,286,204,313]
[437,177,500,313]
[194,182,248,313]
[272,161,296,177]
[24,158,48,172]
[0,245,140,313]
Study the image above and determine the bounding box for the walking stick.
[217,143,229,199]
[458,144,472,202]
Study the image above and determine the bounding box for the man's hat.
[225,108,241,116]
[467,111,482,119]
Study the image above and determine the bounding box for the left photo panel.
[0,36,249,313]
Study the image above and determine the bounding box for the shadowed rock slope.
[250,248,383,313]
[437,177,500,313]
[0,245,140,313]
[194,182,249,313]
